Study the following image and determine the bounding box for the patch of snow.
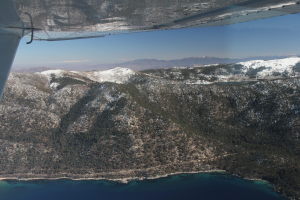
[39,70,66,81]
[40,67,135,84]
[185,80,211,85]
[216,75,232,82]
[238,57,300,77]
[86,67,136,83]
[40,69,65,77]
[50,82,60,89]
[104,92,116,102]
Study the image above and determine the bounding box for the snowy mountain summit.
[39,67,136,89]
[238,57,300,77]
[84,67,136,84]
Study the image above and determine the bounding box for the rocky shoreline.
[0,170,226,183]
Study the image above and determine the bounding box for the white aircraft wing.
[13,0,300,41]
[0,33,21,97]
[0,0,23,97]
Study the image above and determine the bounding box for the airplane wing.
[0,33,21,97]
[12,0,300,41]
[0,0,23,97]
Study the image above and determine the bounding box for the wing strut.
[25,12,34,44]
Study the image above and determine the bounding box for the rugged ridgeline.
[1,58,300,199]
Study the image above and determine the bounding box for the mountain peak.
[40,69,67,78]
[39,67,136,85]
[86,67,136,84]
[238,57,300,68]
[238,57,300,77]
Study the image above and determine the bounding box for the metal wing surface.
[12,0,300,41]
[0,0,23,97]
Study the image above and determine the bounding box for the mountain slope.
[1,58,300,199]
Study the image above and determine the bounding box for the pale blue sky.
[13,13,300,69]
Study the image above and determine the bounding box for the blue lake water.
[0,173,285,200]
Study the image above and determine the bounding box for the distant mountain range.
[13,56,294,72]
[114,56,291,70]
[37,57,300,86]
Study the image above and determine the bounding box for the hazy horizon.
[13,54,300,69]
[12,55,299,73]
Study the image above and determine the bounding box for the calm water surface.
[0,173,285,200]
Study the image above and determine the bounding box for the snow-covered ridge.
[238,57,300,77]
[40,69,67,79]
[37,58,300,88]
[84,67,136,84]
[39,67,136,84]
[150,57,300,85]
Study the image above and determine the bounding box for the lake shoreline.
[0,169,227,183]
[0,169,273,188]
[0,170,286,199]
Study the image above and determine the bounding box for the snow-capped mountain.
[82,67,136,84]
[39,67,136,89]
[238,57,300,78]
[146,57,300,85]
[40,67,135,83]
